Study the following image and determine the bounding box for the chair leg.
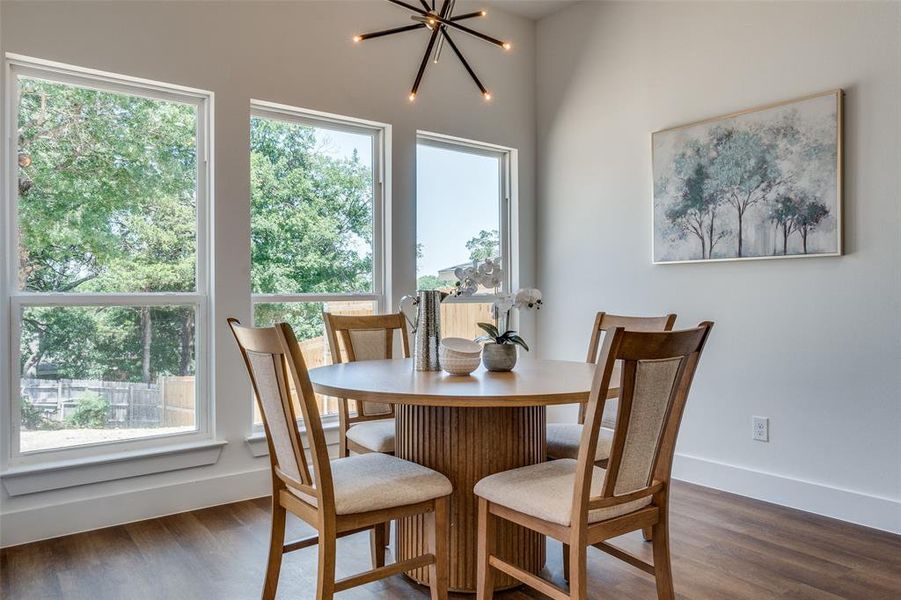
[427,496,449,600]
[262,500,286,600]
[562,543,571,582]
[476,497,496,600]
[316,531,337,600]
[652,518,674,600]
[370,523,386,568]
[642,527,654,541]
[568,542,588,600]
[652,490,675,600]
[383,520,391,548]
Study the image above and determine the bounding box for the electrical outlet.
[752,416,769,442]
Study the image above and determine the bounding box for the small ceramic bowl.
[439,337,482,375]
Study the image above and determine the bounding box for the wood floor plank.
[1,481,898,599]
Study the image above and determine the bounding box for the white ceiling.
[482,0,578,21]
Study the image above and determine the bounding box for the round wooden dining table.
[309,357,596,593]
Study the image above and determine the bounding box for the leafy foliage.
[416,275,447,291]
[17,78,372,396]
[475,322,529,351]
[20,397,60,431]
[250,116,372,296]
[465,229,499,261]
[66,393,110,429]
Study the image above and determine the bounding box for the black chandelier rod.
[409,0,450,100]
[354,23,424,43]
[441,30,489,98]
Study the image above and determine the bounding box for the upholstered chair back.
[228,319,333,504]
[573,323,713,520]
[580,312,678,424]
[324,312,410,417]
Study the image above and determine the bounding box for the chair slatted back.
[579,312,677,423]
[228,319,333,506]
[324,312,410,418]
[573,323,713,521]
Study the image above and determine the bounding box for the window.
[250,101,385,424]
[6,58,211,460]
[416,133,512,339]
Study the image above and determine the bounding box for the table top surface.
[309,358,597,407]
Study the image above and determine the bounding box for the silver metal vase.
[400,290,448,371]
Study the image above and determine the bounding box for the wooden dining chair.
[228,318,451,600]
[323,312,410,458]
[546,312,677,466]
[475,322,713,600]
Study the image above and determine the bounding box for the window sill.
[1,439,227,497]
[245,420,340,458]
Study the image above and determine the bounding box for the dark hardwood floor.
[2,481,899,599]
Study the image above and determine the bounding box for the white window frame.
[415,131,515,305]
[249,100,388,428]
[2,55,214,469]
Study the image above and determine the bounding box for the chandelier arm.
[357,23,426,42]
[441,30,488,96]
[417,0,432,12]
[410,20,441,97]
[410,0,450,98]
[435,16,507,48]
[450,11,487,21]
[387,0,429,17]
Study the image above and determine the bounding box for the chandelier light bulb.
[409,93,417,102]
[502,42,512,50]
[483,92,492,101]
[353,35,362,43]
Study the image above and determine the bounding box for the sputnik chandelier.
[353,0,511,102]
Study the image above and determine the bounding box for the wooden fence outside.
[21,377,196,429]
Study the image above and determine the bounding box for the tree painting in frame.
[652,90,842,264]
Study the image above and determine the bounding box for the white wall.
[0,0,537,546]
[536,1,901,533]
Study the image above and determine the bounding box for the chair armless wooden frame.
[228,318,448,600]
[478,322,713,600]
[323,312,410,457]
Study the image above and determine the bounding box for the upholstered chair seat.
[474,459,651,526]
[293,452,451,515]
[345,420,396,454]
[546,424,614,462]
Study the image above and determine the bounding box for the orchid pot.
[476,322,529,372]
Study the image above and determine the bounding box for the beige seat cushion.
[292,453,452,515]
[473,459,652,527]
[346,419,395,453]
[546,423,614,461]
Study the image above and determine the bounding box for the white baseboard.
[673,453,901,535]
[0,467,272,548]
